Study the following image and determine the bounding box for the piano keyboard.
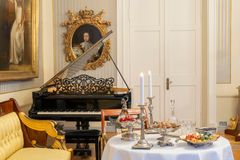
[37,111,101,115]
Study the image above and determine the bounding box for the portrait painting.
[63,9,111,70]
[0,0,38,81]
[72,24,103,62]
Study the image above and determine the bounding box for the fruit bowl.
[117,115,140,141]
[179,132,220,147]
[119,115,137,128]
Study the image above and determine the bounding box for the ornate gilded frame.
[62,8,111,70]
[0,0,39,81]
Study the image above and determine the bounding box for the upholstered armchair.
[0,99,72,160]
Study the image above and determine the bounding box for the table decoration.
[153,121,180,147]
[132,104,153,149]
[118,115,139,141]
[148,71,153,97]
[117,97,139,141]
[145,71,158,134]
[132,73,153,149]
[145,96,159,134]
[195,127,217,134]
[139,72,145,105]
[169,99,177,123]
[178,132,220,148]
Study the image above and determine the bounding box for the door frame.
[207,0,217,126]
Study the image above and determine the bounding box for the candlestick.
[132,104,153,149]
[144,96,158,134]
[148,71,152,97]
[140,72,144,105]
[147,96,154,128]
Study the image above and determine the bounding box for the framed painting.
[62,8,111,70]
[0,0,39,81]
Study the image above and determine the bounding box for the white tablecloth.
[102,134,234,160]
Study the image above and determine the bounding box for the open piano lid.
[41,30,130,93]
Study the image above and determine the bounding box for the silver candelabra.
[147,96,154,128]
[145,96,158,134]
[132,104,153,149]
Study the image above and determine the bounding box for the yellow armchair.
[0,99,72,160]
[18,112,70,151]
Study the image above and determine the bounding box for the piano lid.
[41,30,130,91]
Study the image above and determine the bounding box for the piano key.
[37,111,101,115]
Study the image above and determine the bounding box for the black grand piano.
[29,31,131,157]
[29,30,131,125]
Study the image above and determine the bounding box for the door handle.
[166,78,172,90]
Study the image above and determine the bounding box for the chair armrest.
[19,112,58,137]
[18,112,70,151]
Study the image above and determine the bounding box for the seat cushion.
[7,148,71,160]
[0,112,24,160]
[65,129,101,138]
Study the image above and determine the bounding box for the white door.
[128,0,165,121]
[164,0,201,125]
[117,0,201,124]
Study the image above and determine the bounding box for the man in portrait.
[73,32,93,57]
[80,32,93,52]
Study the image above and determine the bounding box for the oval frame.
[62,9,111,70]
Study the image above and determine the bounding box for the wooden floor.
[68,144,96,160]
[70,133,240,160]
[219,133,240,160]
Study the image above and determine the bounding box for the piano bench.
[65,130,101,160]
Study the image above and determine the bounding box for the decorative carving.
[51,74,114,95]
[62,8,111,70]
[18,112,70,151]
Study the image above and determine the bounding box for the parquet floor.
[68,144,96,160]
[70,133,240,160]
[219,133,240,160]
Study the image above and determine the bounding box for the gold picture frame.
[0,0,39,81]
[62,8,111,70]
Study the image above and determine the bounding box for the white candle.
[148,70,152,97]
[140,72,144,105]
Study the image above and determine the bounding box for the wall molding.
[207,0,217,127]
[217,95,239,98]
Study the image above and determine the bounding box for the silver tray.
[179,135,220,148]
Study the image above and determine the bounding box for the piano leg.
[74,144,91,156]
[81,121,90,130]
[76,121,81,130]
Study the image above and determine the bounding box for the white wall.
[0,0,54,109]
[216,0,240,124]
[202,0,208,126]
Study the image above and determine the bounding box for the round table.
[102,133,234,160]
